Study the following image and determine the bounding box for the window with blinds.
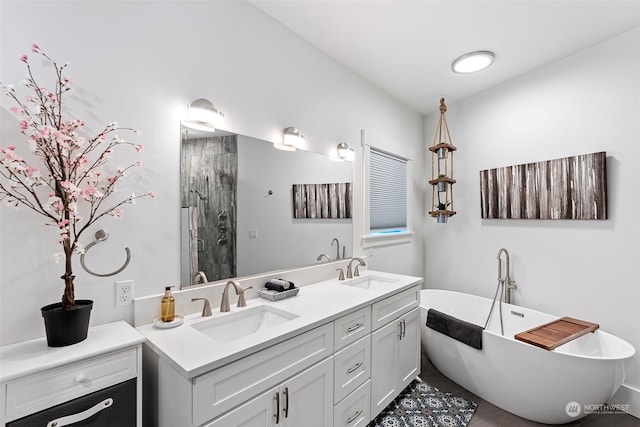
[369,148,407,232]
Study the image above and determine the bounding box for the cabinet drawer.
[333,380,371,427]
[334,335,370,404]
[7,378,136,427]
[371,285,420,330]
[334,307,371,351]
[4,347,138,421]
[193,323,333,425]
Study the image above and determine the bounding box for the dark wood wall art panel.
[479,152,607,220]
[293,183,352,219]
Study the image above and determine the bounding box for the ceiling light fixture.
[336,142,354,162]
[275,127,305,151]
[182,98,224,132]
[451,51,495,74]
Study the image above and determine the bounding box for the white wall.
[0,1,423,345]
[424,28,640,397]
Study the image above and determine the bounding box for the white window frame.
[361,132,413,249]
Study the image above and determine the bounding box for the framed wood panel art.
[479,151,607,220]
[293,182,352,219]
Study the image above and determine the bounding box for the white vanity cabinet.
[332,284,421,426]
[153,323,334,427]
[142,274,423,427]
[206,357,333,427]
[370,287,421,419]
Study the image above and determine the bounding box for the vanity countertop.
[137,270,423,378]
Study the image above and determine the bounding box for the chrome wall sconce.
[275,127,305,151]
[182,98,224,132]
[336,142,355,161]
[451,50,495,74]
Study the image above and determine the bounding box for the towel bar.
[80,230,131,277]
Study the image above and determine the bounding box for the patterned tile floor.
[369,379,477,427]
[420,354,640,427]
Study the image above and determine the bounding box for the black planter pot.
[41,299,93,347]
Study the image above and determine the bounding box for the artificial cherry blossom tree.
[0,44,154,309]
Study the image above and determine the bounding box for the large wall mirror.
[180,127,353,287]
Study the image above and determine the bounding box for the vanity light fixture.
[451,50,495,74]
[182,98,224,132]
[336,142,355,162]
[275,127,305,151]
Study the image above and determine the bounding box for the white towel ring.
[80,230,131,277]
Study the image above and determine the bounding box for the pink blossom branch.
[71,193,151,248]
[0,180,58,221]
[1,44,154,309]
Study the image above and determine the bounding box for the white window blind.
[369,148,407,231]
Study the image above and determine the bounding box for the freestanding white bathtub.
[420,289,635,424]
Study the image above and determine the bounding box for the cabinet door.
[397,308,420,391]
[205,358,333,427]
[370,308,420,419]
[370,318,400,418]
[194,323,333,424]
[283,357,333,427]
[204,387,277,427]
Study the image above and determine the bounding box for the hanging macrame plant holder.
[428,98,457,223]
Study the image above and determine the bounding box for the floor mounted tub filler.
[419,289,635,424]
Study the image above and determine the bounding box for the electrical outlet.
[115,280,133,307]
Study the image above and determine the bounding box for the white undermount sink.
[191,305,299,343]
[341,274,399,289]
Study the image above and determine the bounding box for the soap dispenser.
[161,286,175,322]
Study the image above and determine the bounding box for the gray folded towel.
[265,278,296,292]
[426,308,484,350]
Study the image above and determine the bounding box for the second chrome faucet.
[220,280,253,312]
[337,257,367,280]
[346,257,366,279]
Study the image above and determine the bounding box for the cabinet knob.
[74,373,90,384]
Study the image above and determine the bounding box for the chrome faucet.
[317,253,331,261]
[346,257,366,279]
[193,271,208,285]
[220,280,252,312]
[191,298,212,317]
[331,238,340,260]
[497,248,517,303]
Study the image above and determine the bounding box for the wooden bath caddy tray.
[515,317,599,350]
